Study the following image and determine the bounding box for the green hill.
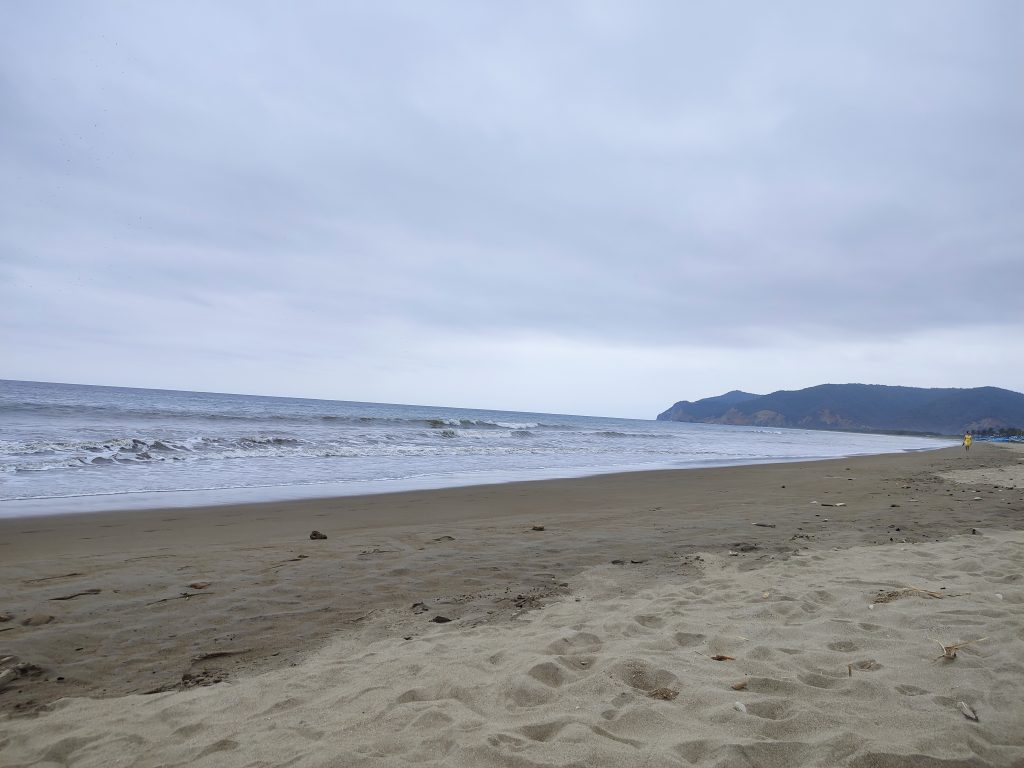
[656,384,1024,435]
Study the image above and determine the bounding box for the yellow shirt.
[964,434,973,446]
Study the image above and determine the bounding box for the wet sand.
[1,444,1022,766]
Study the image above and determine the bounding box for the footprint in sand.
[827,639,859,652]
[744,699,794,720]
[526,662,571,688]
[518,719,570,742]
[673,632,706,648]
[609,659,678,693]
[545,631,602,655]
[798,672,845,689]
[895,684,929,696]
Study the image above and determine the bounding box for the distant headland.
[656,384,1024,436]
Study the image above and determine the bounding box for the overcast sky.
[2,2,1022,418]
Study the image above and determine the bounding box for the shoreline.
[2,443,1023,766]
[0,441,955,520]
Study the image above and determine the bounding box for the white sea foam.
[0,380,955,511]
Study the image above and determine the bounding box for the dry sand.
[1,443,1023,767]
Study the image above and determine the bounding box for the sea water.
[0,380,953,516]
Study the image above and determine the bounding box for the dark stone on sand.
[532,525,545,531]
[433,535,455,541]
[430,615,452,623]
[733,543,758,552]
[611,559,625,565]
[309,530,328,540]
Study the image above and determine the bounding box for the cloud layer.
[3,2,1022,416]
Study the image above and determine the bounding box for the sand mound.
[3,529,1022,767]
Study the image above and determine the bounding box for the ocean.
[0,380,954,516]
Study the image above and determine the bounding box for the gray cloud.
[2,1,1022,416]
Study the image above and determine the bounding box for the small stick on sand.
[50,589,102,601]
[146,591,210,606]
[24,572,84,584]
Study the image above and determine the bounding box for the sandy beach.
[2,443,1023,767]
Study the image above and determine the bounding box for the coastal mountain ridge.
[656,383,1024,435]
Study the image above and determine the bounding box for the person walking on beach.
[963,431,972,453]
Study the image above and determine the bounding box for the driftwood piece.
[933,637,987,661]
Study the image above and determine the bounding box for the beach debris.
[531,525,545,531]
[956,701,979,721]
[146,591,209,606]
[0,612,13,622]
[850,659,880,672]
[187,581,211,590]
[734,543,758,552]
[309,530,328,540]
[731,680,748,691]
[761,591,770,599]
[411,601,429,614]
[995,593,1003,600]
[23,572,83,584]
[50,588,102,601]
[0,659,45,690]
[752,522,776,528]
[611,559,626,564]
[266,553,309,572]
[710,655,735,661]
[733,701,747,713]
[433,535,455,541]
[630,559,647,564]
[21,613,54,626]
[191,648,252,663]
[873,585,946,604]
[933,637,987,661]
[648,687,679,701]
[971,528,979,535]
[180,670,228,689]
[430,615,452,623]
